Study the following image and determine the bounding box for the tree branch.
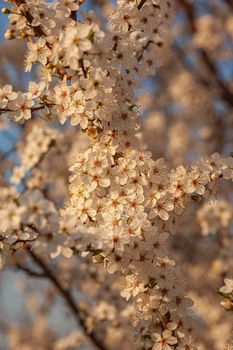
[224,0,233,11]
[179,0,233,107]
[0,105,45,115]
[199,50,233,106]
[16,263,46,278]
[26,247,109,350]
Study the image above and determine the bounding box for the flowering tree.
[0,0,233,349]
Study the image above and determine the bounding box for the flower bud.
[4,29,15,40]
[2,7,11,14]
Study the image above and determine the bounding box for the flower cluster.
[11,124,61,184]
[66,124,233,347]
[1,0,173,129]
[0,186,60,268]
[0,82,45,122]
[0,187,58,238]
[197,200,233,236]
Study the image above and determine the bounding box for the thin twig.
[173,43,210,88]
[16,263,46,278]
[138,0,148,10]
[0,105,45,115]
[79,58,87,78]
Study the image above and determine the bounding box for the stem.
[79,58,87,78]
[0,105,45,115]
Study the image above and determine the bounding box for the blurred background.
[0,0,233,349]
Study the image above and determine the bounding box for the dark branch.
[70,10,77,21]
[224,0,233,11]
[0,105,45,115]
[179,0,233,107]
[79,58,88,78]
[16,263,46,278]
[26,247,109,350]
[199,50,233,106]
[138,0,148,10]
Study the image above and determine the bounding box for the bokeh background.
[0,1,233,349]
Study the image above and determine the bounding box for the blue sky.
[0,0,9,39]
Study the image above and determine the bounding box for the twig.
[16,263,46,278]
[173,43,210,88]
[79,58,87,78]
[70,10,77,21]
[138,0,148,10]
[0,105,45,115]
[199,50,233,106]
[179,0,233,107]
